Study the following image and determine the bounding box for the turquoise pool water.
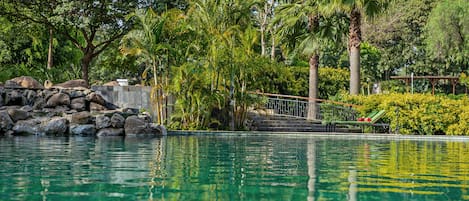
[1,134,469,200]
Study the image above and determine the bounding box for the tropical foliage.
[1,0,468,132]
[425,0,469,73]
[341,93,469,135]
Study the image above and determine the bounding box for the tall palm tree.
[273,0,328,120]
[325,0,389,95]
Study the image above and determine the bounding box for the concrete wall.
[91,86,153,112]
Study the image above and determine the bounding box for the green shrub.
[289,66,349,99]
[341,93,469,135]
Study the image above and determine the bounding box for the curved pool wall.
[1,133,469,201]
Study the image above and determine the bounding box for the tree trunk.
[307,54,319,120]
[349,7,362,95]
[47,27,53,69]
[270,29,275,60]
[81,53,92,87]
[261,25,266,56]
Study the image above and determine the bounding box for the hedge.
[341,93,469,135]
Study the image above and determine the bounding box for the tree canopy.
[0,0,138,85]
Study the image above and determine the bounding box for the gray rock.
[90,102,106,111]
[97,128,124,137]
[5,90,25,106]
[71,111,92,124]
[0,93,3,107]
[23,90,37,105]
[150,124,167,136]
[70,124,96,136]
[124,115,163,136]
[0,111,14,132]
[39,90,55,103]
[20,105,33,112]
[124,115,148,135]
[86,92,106,106]
[7,109,30,122]
[12,119,42,135]
[43,117,68,135]
[46,93,71,107]
[4,130,13,136]
[70,97,86,111]
[32,98,45,110]
[111,113,125,128]
[68,90,86,98]
[42,106,69,116]
[95,115,111,129]
[4,80,21,88]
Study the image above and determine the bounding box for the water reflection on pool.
[0,134,468,200]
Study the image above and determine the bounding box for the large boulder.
[86,92,106,106]
[124,115,164,136]
[4,90,26,106]
[71,111,92,124]
[12,119,42,135]
[111,113,125,128]
[46,93,71,107]
[22,90,37,105]
[0,111,14,132]
[5,76,44,89]
[97,128,124,137]
[43,117,68,135]
[95,115,111,129]
[54,79,88,88]
[7,109,30,122]
[70,97,86,111]
[70,124,96,136]
[124,115,149,135]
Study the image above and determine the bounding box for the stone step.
[255,120,321,125]
[255,127,328,132]
[248,113,365,133]
[251,116,317,121]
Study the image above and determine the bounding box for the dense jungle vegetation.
[0,0,467,133]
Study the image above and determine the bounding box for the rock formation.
[0,76,166,137]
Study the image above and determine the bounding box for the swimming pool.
[1,133,468,200]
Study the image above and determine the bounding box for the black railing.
[255,92,358,121]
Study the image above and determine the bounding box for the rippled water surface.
[1,134,469,200]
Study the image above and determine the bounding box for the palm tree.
[324,0,389,95]
[187,0,258,130]
[120,8,178,125]
[273,0,326,120]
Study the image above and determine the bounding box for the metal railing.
[254,92,358,121]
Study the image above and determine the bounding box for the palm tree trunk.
[47,27,53,69]
[270,29,275,60]
[349,7,361,95]
[307,54,319,120]
[261,25,266,56]
[153,63,162,125]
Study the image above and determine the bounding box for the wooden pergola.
[390,76,459,95]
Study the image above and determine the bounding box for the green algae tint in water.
[1,135,469,201]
